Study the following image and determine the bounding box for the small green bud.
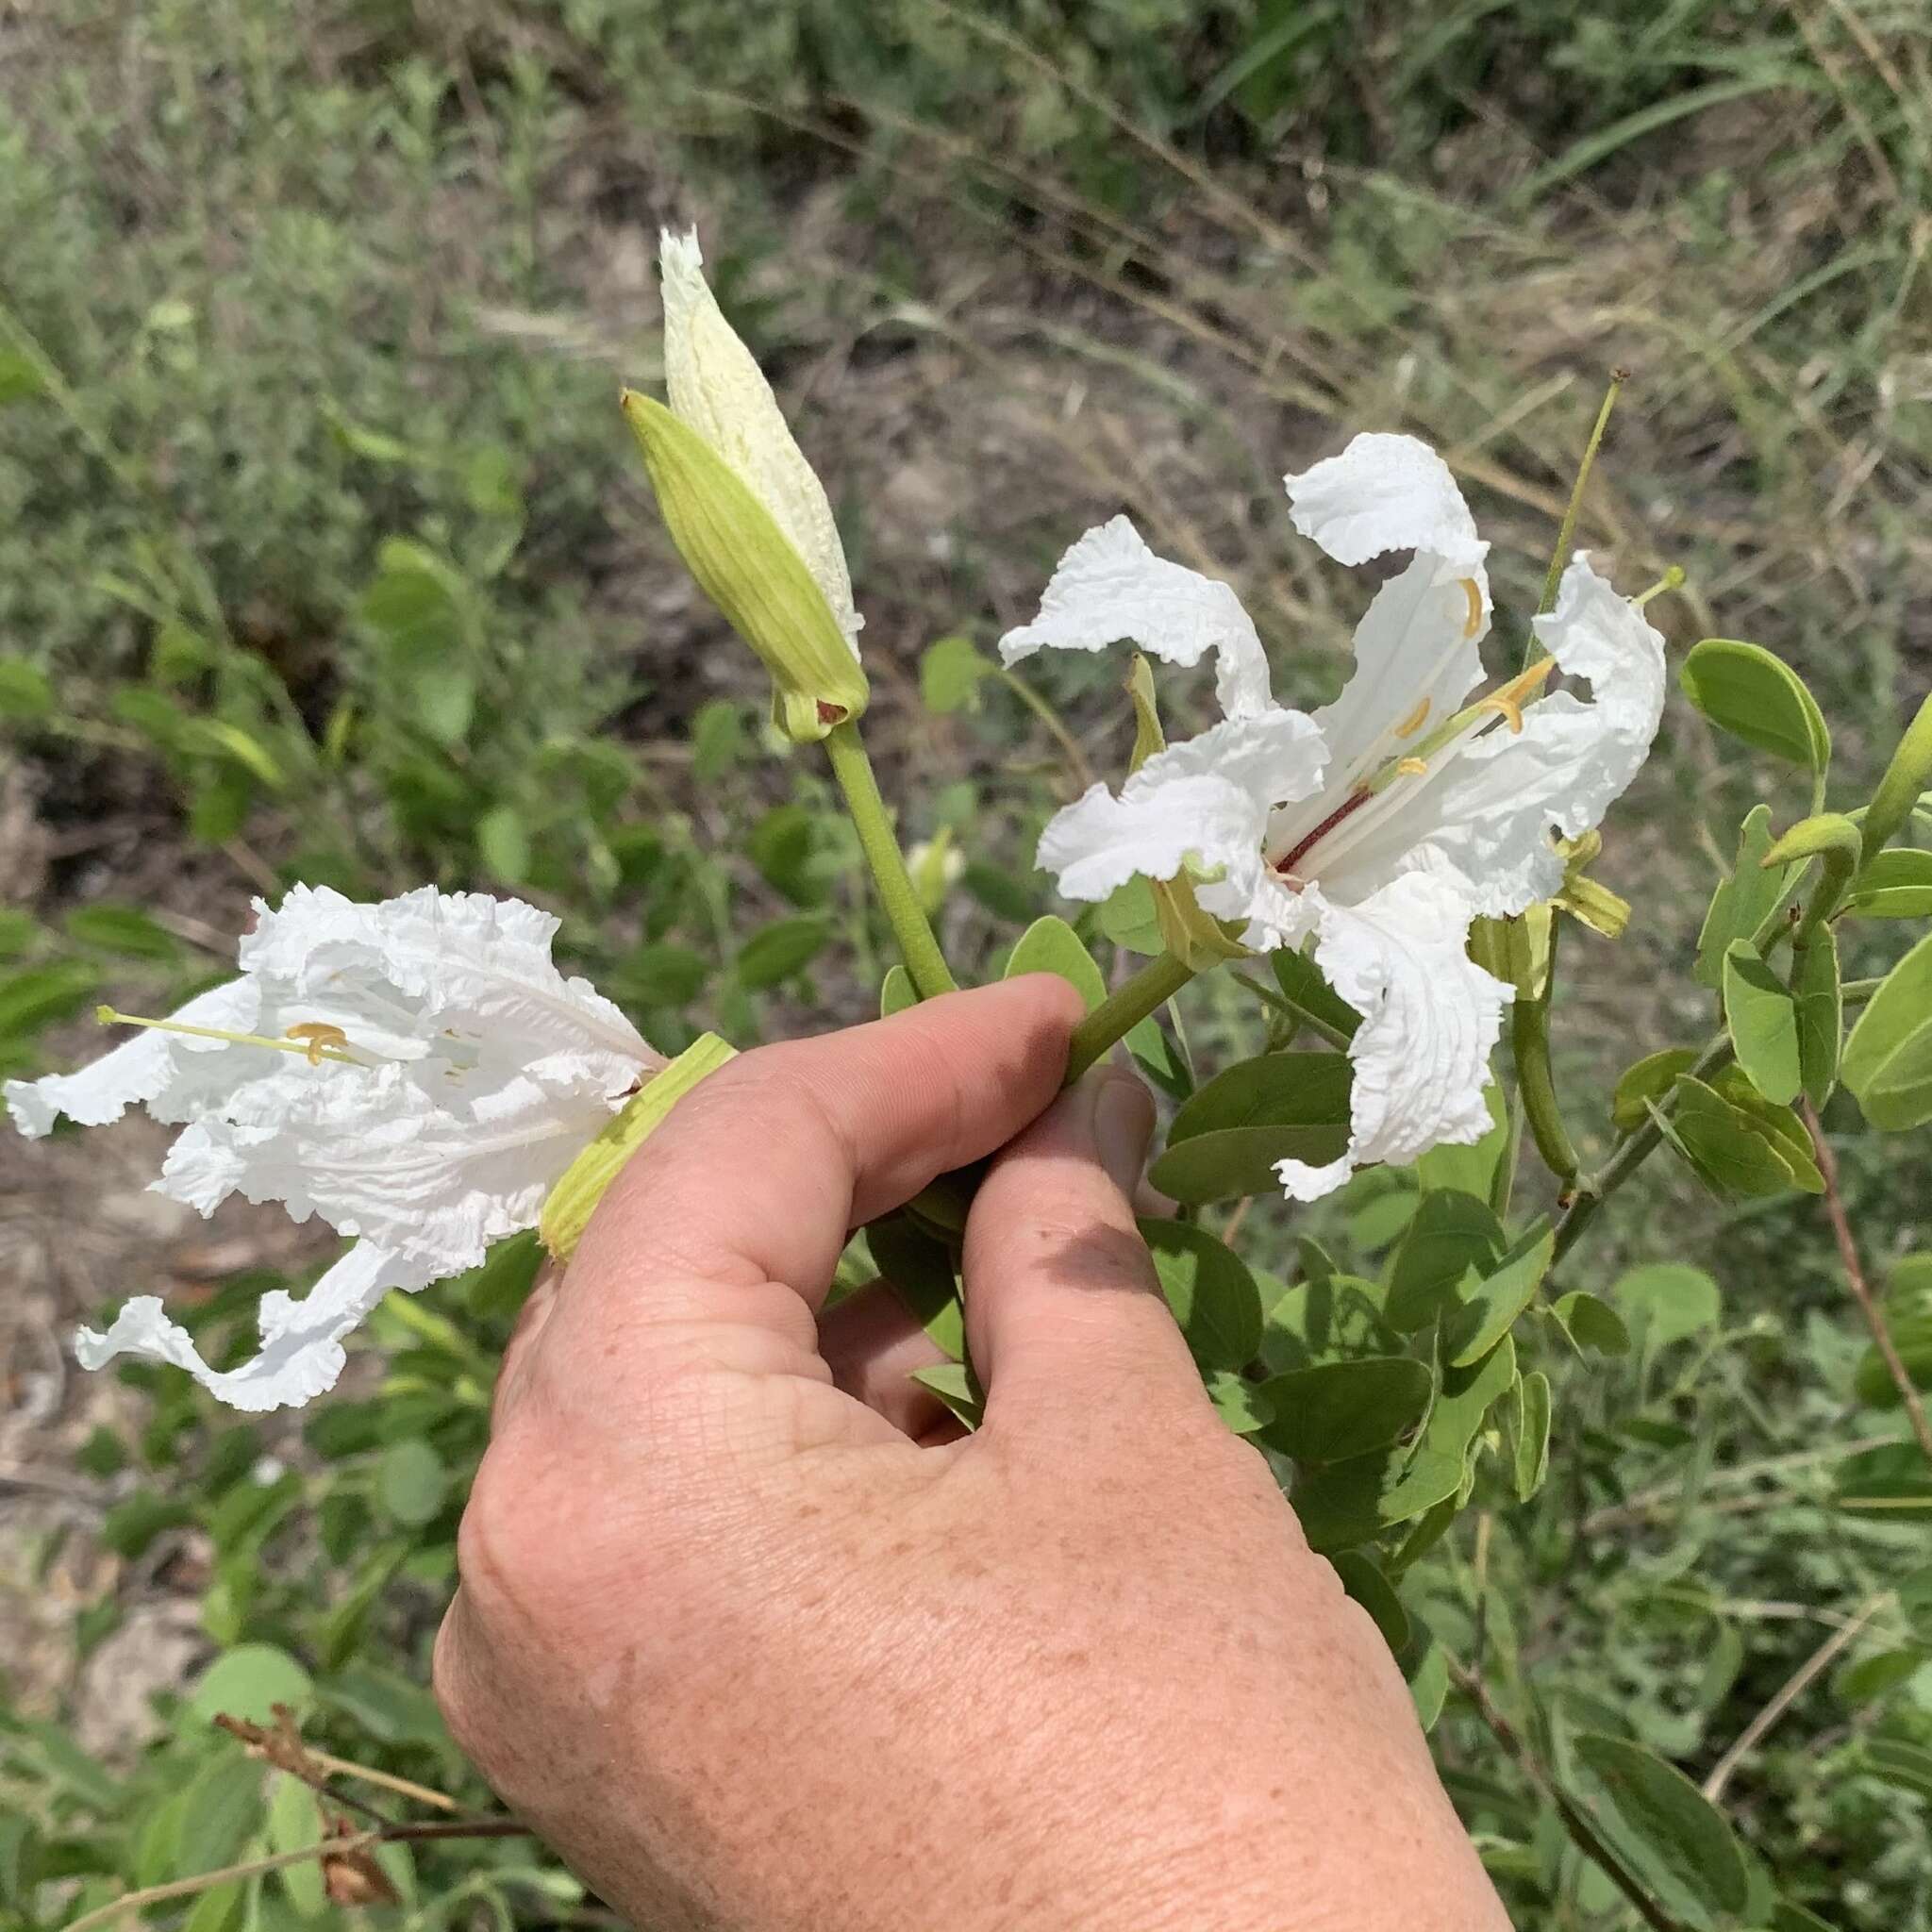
[623,391,868,743]
[1861,692,1932,863]
[540,1033,739,1261]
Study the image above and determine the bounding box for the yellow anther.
[1393,697,1431,741]
[1396,756,1428,776]
[285,1022,351,1067]
[1460,578,1483,639]
[1475,657,1557,735]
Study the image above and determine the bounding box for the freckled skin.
[435,979,1512,1932]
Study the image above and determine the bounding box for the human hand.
[433,976,1509,1932]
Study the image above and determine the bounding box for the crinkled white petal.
[1356,552,1667,918]
[1035,708,1325,915]
[998,516,1274,720]
[1284,432,1490,583]
[155,1054,627,1274]
[75,1241,436,1413]
[659,229,861,651]
[4,980,262,1139]
[1274,874,1510,1202]
[242,884,657,1074]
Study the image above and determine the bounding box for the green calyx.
[539,1033,739,1261]
[622,391,868,744]
[1124,655,1249,971]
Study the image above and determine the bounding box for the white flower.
[1000,433,1668,1201]
[6,886,660,1411]
[659,228,862,653]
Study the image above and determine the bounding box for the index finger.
[562,973,1084,1326]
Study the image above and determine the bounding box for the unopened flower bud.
[627,230,868,744]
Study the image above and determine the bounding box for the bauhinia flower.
[6,887,661,1411]
[1000,432,1668,1201]
[621,228,867,743]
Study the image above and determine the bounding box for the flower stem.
[1525,369,1627,662]
[821,720,958,1001]
[1510,918,1579,1186]
[1065,952,1197,1083]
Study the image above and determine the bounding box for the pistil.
[96,1008,367,1066]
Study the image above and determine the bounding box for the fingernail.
[1090,1070,1155,1197]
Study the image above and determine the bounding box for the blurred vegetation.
[3,2,1931,1927]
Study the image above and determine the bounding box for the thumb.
[960,1067,1208,1431]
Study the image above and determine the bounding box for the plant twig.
[1701,1593,1890,1802]
[59,1821,528,1932]
[1065,951,1196,1081]
[1446,1659,1681,1932]
[1801,1098,1932,1464]
[1580,1430,1910,1534]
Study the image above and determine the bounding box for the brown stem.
[1800,1099,1932,1464]
[1701,1593,1890,1803]
[59,1820,528,1932]
[1446,1659,1682,1932]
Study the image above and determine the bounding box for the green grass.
[4,2,1932,1926]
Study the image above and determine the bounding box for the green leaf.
[1004,915,1106,1010]
[1666,1075,1823,1195]
[176,1755,264,1878]
[1793,930,1841,1107]
[0,655,55,719]
[1862,1738,1932,1804]
[187,1643,313,1726]
[1723,941,1802,1106]
[1843,929,1932,1129]
[1832,1647,1923,1707]
[1612,1048,1701,1133]
[909,1360,984,1430]
[1139,1218,1264,1371]
[475,804,530,884]
[0,961,99,1041]
[0,909,40,959]
[1852,1309,1932,1407]
[1331,1550,1409,1653]
[1149,1053,1352,1204]
[691,699,746,781]
[1612,1262,1722,1349]
[1206,1370,1274,1435]
[920,633,993,714]
[1845,847,1932,919]
[0,349,45,406]
[866,1212,964,1358]
[1835,1441,1932,1511]
[618,941,708,1009]
[62,904,180,961]
[268,1775,326,1918]
[736,915,831,991]
[748,803,821,906]
[1400,1619,1450,1731]
[1514,1370,1552,1500]
[1549,1290,1632,1357]
[1386,1191,1505,1333]
[879,964,918,1016]
[1569,1732,1751,1930]
[1445,1224,1554,1367]
[1272,948,1360,1041]
[1415,1081,1508,1199]
[1257,1357,1434,1464]
[183,718,289,791]
[1290,1429,1470,1554]
[375,1441,447,1526]
[1696,807,1798,989]
[1681,638,1829,771]
[1096,876,1164,957]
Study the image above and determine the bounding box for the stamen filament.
[95,1007,363,1065]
